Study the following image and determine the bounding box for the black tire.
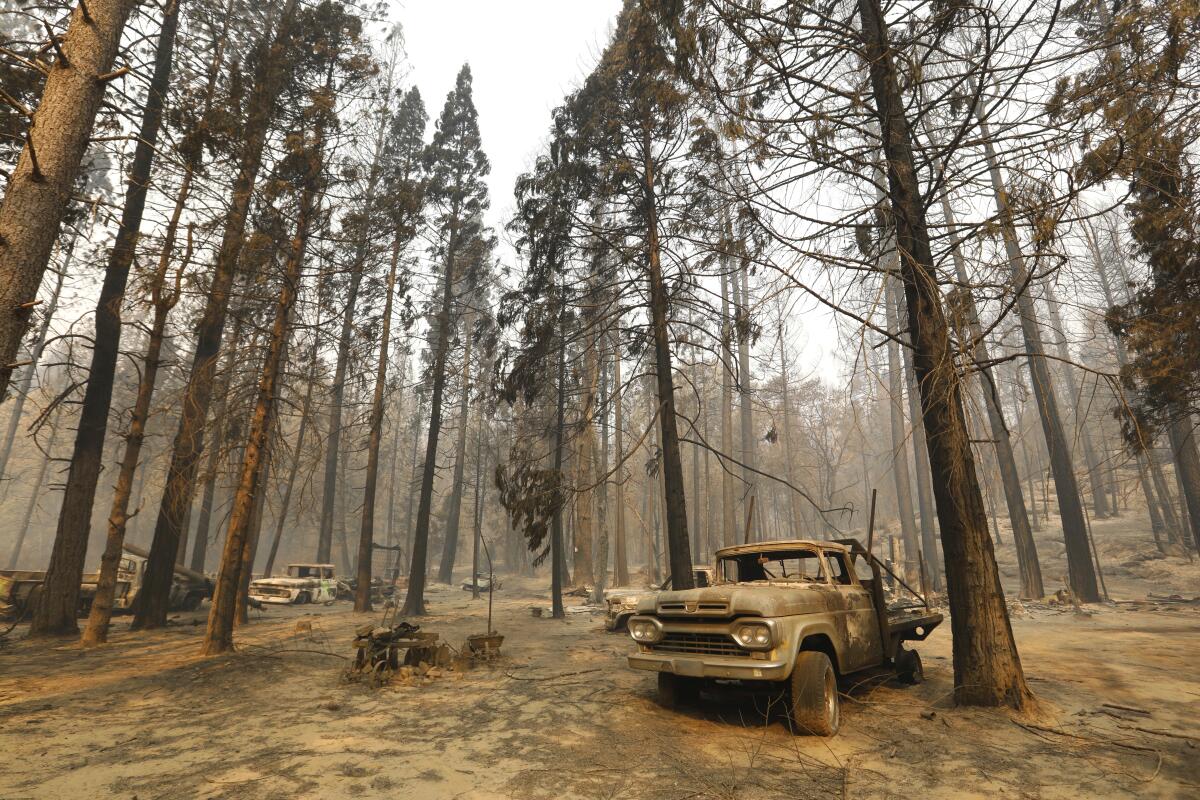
[895,648,923,685]
[657,672,701,708]
[296,592,310,605]
[788,651,840,736]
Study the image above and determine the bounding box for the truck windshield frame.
[717,548,829,585]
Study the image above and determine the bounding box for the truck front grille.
[254,586,291,598]
[659,602,729,615]
[651,632,749,658]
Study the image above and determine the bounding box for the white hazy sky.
[397,1,622,239]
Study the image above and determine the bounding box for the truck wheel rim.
[825,669,838,725]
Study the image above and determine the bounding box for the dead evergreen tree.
[203,0,364,652]
[134,0,303,629]
[400,64,491,616]
[570,2,698,586]
[0,0,139,401]
[30,0,182,637]
[354,84,427,612]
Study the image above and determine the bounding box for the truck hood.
[640,583,843,618]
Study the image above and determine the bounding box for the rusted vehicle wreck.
[626,538,941,735]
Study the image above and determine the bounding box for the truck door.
[826,552,884,671]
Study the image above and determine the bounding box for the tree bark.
[573,322,600,586]
[775,314,805,538]
[858,0,1031,707]
[31,1,181,636]
[0,0,139,400]
[135,0,300,630]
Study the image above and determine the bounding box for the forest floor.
[1,513,1198,799]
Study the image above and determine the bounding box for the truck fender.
[792,622,845,676]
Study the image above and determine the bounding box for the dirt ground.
[1,513,1198,799]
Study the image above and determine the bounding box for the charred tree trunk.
[776,316,805,537]
[317,118,390,564]
[549,297,567,619]
[1167,420,1200,554]
[202,105,317,653]
[0,0,139,400]
[884,275,920,579]
[400,219,460,616]
[1042,279,1110,518]
[641,130,693,588]
[437,319,473,585]
[720,268,736,548]
[972,88,1099,602]
[941,194,1043,598]
[733,256,756,543]
[82,206,192,647]
[135,0,300,630]
[263,333,320,577]
[235,449,272,626]
[573,326,600,587]
[31,2,181,636]
[397,389,425,579]
[858,0,1031,707]
[895,280,941,589]
[355,239,402,611]
[593,341,611,602]
[612,332,629,586]
[470,412,485,599]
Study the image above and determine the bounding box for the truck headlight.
[627,617,662,643]
[732,621,773,650]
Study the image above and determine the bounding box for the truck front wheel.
[657,672,700,708]
[788,651,840,736]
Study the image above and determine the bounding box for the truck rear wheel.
[788,651,840,736]
[895,648,923,685]
[657,672,700,708]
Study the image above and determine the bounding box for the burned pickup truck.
[626,538,941,736]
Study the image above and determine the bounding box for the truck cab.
[626,539,941,735]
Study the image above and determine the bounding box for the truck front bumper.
[628,649,791,681]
